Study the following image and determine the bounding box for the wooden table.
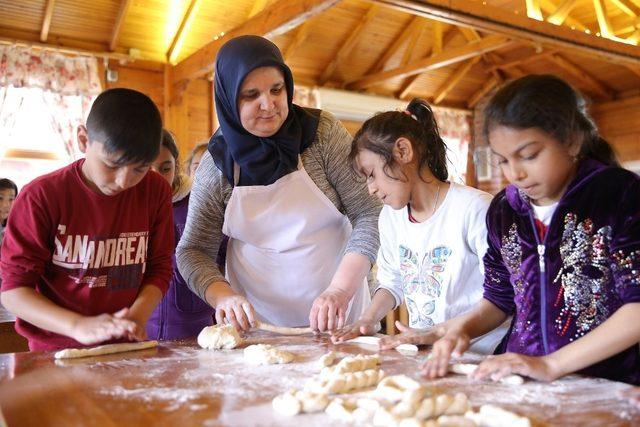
[0,332,638,426]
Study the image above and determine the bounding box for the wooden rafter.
[397,25,460,99]
[366,17,422,75]
[491,48,556,71]
[319,4,379,85]
[547,53,613,100]
[348,34,511,90]
[398,20,426,67]
[545,0,578,26]
[433,56,481,104]
[526,0,544,21]
[610,0,640,17]
[541,0,586,31]
[167,0,202,64]
[248,0,269,18]
[369,0,640,65]
[173,0,340,84]
[110,0,133,51]
[284,20,312,61]
[468,75,501,108]
[593,0,614,38]
[626,64,640,78]
[40,0,55,42]
[432,21,443,55]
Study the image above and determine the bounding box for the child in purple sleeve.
[421,75,640,385]
[146,130,214,340]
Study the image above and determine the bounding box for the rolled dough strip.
[345,336,419,353]
[54,340,158,359]
[449,363,525,385]
[255,321,312,335]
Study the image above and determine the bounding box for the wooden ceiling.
[1,0,640,110]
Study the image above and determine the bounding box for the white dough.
[449,363,525,385]
[345,336,419,353]
[243,344,294,365]
[255,321,312,335]
[320,353,379,377]
[197,324,243,350]
[54,340,158,359]
[306,368,385,394]
[272,390,329,416]
[374,375,425,403]
[317,351,337,368]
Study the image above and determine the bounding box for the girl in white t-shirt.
[332,98,507,354]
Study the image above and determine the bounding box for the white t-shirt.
[376,182,507,354]
[531,201,558,226]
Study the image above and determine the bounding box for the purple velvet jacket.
[147,193,214,340]
[483,159,640,384]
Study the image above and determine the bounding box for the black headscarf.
[208,35,321,186]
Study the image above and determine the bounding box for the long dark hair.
[349,98,448,182]
[483,74,618,166]
[160,129,182,193]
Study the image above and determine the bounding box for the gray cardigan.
[176,110,382,301]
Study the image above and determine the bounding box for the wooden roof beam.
[432,21,443,54]
[547,53,613,100]
[319,4,379,85]
[490,48,556,71]
[348,34,510,91]
[173,0,340,84]
[167,0,203,64]
[468,75,501,108]
[398,19,426,67]
[110,0,133,51]
[593,0,614,38]
[526,0,544,21]
[369,0,640,65]
[626,64,640,78]
[433,56,481,104]
[366,16,423,75]
[545,0,578,26]
[248,0,269,18]
[541,0,587,31]
[40,0,55,42]
[610,0,640,17]
[284,20,312,61]
[396,25,464,99]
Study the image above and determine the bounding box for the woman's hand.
[421,326,471,378]
[379,321,444,350]
[471,353,561,383]
[207,281,256,332]
[309,288,350,332]
[330,317,377,343]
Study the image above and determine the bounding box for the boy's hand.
[379,321,444,350]
[70,310,138,345]
[309,288,350,332]
[471,353,560,383]
[421,327,471,378]
[330,317,377,343]
[113,308,147,342]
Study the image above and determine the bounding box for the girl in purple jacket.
[422,75,640,385]
[146,130,214,340]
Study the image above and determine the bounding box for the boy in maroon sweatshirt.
[0,88,173,351]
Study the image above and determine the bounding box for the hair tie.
[402,110,418,121]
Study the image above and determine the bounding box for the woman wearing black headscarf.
[177,36,381,332]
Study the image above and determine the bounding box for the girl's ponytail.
[406,98,448,181]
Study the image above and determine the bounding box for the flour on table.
[197,324,243,350]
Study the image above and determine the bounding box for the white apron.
[222,159,370,326]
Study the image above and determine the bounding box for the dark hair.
[483,74,619,166]
[0,178,18,195]
[349,98,448,182]
[86,88,163,165]
[160,129,182,193]
[186,142,208,172]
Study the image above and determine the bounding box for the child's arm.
[1,287,137,345]
[422,299,509,378]
[471,303,640,382]
[330,288,396,342]
[121,284,164,340]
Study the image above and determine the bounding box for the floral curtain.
[0,45,102,159]
[293,85,321,109]
[432,108,472,184]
